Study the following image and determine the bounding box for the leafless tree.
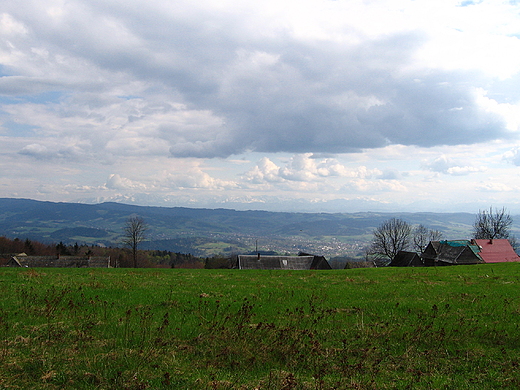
[368,218,412,266]
[473,207,513,240]
[413,224,443,253]
[122,216,148,268]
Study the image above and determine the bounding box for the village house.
[421,240,482,266]
[389,251,424,267]
[6,254,111,268]
[472,239,519,263]
[237,254,331,270]
[419,239,518,266]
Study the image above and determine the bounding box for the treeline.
[0,236,226,268]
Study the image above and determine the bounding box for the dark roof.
[473,239,519,263]
[421,240,483,265]
[238,255,314,270]
[389,251,423,267]
[298,252,332,270]
[7,255,110,268]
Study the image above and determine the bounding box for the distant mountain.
[0,198,501,257]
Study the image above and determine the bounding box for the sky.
[1,0,520,213]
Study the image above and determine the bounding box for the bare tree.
[122,216,148,268]
[413,224,443,253]
[368,218,412,266]
[473,207,513,240]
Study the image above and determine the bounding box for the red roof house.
[473,239,519,263]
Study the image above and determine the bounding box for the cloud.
[476,182,514,192]
[1,0,518,161]
[244,154,384,184]
[2,0,520,213]
[343,178,408,193]
[503,147,520,166]
[243,157,285,184]
[18,141,88,160]
[105,174,145,190]
[165,167,238,190]
[423,155,486,176]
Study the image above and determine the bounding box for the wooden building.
[238,255,329,270]
[6,255,111,268]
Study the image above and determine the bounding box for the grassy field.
[1,264,520,389]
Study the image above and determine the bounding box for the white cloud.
[105,174,146,190]
[2,0,520,212]
[423,155,487,175]
[243,157,285,184]
[474,88,520,132]
[165,167,238,190]
[504,148,520,166]
[476,181,515,192]
[244,154,349,184]
[344,178,408,193]
[0,12,27,36]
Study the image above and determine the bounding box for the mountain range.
[0,198,512,258]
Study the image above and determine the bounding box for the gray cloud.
[18,142,88,160]
[1,0,515,161]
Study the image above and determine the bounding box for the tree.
[473,207,513,240]
[412,224,443,253]
[122,216,148,268]
[368,218,412,266]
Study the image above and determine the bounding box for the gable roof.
[473,239,519,263]
[421,240,483,265]
[7,255,110,268]
[238,255,314,270]
[389,251,423,267]
[298,252,332,270]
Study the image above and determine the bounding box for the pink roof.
[474,239,519,263]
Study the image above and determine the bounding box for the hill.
[2,265,520,388]
[0,198,508,257]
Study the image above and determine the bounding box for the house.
[298,252,332,270]
[472,239,519,263]
[389,251,424,267]
[420,239,519,266]
[0,253,26,267]
[6,254,111,268]
[238,255,316,270]
[421,240,483,266]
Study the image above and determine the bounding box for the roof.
[298,252,332,270]
[7,255,110,268]
[422,240,483,265]
[238,255,314,270]
[389,251,423,267]
[473,239,519,263]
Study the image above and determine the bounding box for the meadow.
[1,264,520,389]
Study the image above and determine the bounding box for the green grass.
[1,264,520,389]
